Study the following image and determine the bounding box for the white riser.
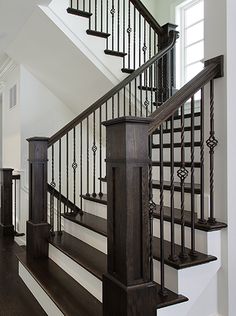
[19,263,64,316]
[83,198,216,255]
[63,216,107,254]
[49,244,102,302]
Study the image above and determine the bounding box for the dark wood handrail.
[148,56,224,135]
[129,0,164,36]
[48,31,178,147]
[47,184,83,215]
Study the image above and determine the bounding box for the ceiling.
[0,0,51,58]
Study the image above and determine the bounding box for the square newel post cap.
[102,116,153,127]
[27,137,50,143]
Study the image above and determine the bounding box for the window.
[9,84,17,109]
[176,0,204,88]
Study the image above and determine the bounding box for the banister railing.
[68,0,166,71]
[149,56,224,134]
[48,30,177,147]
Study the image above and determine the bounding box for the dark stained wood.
[81,194,227,232]
[129,0,164,35]
[63,211,107,236]
[103,116,157,315]
[86,30,111,38]
[48,32,177,147]
[0,237,46,315]
[18,251,102,316]
[27,137,50,258]
[48,184,83,215]
[67,7,93,18]
[153,237,217,269]
[152,141,201,148]
[49,231,106,280]
[121,68,135,74]
[0,169,14,236]
[149,56,224,134]
[104,50,127,57]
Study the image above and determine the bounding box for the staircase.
[16,1,226,315]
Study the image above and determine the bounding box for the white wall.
[19,65,75,233]
[0,66,21,170]
[227,0,236,315]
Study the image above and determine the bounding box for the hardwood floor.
[0,237,46,316]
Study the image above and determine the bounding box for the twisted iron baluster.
[50,145,56,234]
[92,112,97,197]
[177,105,188,259]
[206,80,218,224]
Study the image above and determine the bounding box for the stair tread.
[152,161,201,168]
[62,211,107,237]
[47,231,188,307]
[17,252,102,316]
[99,177,201,194]
[138,85,157,91]
[86,30,110,38]
[152,142,201,148]
[104,49,127,57]
[67,7,92,18]
[49,231,106,280]
[153,125,201,134]
[82,193,227,231]
[62,211,217,270]
[121,68,135,73]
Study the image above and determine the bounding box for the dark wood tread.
[49,231,106,280]
[61,214,217,270]
[121,68,135,74]
[138,85,157,91]
[152,141,201,149]
[152,180,201,194]
[62,211,107,237]
[99,177,201,194]
[153,237,217,270]
[174,112,201,120]
[154,205,227,232]
[86,30,110,38]
[152,161,201,168]
[82,193,227,232]
[104,49,127,57]
[17,252,102,316]
[67,7,92,18]
[153,125,201,134]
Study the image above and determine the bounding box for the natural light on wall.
[175,0,204,90]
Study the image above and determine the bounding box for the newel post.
[0,168,14,236]
[27,137,50,258]
[103,117,158,316]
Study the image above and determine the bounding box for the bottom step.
[18,252,102,316]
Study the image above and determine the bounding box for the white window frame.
[175,0,204,88]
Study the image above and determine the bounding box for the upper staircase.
[15,1,227,316]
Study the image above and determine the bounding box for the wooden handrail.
[129,0,164,36]
[148,55,224,135]
[48,31,178,147]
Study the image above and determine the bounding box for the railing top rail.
[129,0,165,35]
[48,31,178,147]
[148,55,224,135]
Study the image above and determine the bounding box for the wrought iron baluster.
[177,105,188,259]
[92,111,97,197]
[86,117,90,196]
[117,0,120,52]
[58,139,62,233]
[106,0,109,50]
[72,127,78,212]
[206,80,218,224]
[190,96,197,256]
[133,6,136,70]
[199,87,206,223]
[50,145,55,234]
[99,107,103,196]
[127,0,131,69]
[95,0,98,31]
[111,0,115,51]
[80,123,83,209]
[14,178,17,233]
[129,83,132,115]
[123,0,126,68]
[66,133,69,212]
[169,114,177,261]
[101,0,103,32]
